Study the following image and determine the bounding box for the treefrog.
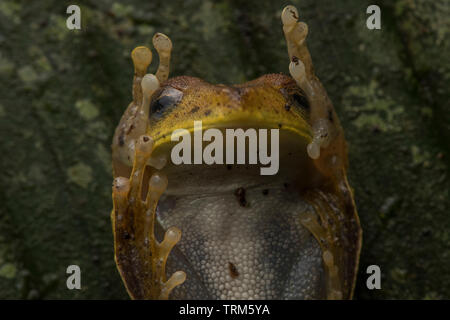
[111,4,361,300]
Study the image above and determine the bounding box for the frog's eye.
[292,91,310,111]
[150,87,183,119]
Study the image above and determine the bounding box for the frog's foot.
[131,33,172,104]
[112,134,186,299]
[282,5,339,162]
[112,34,172,172]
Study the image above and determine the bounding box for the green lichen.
[111,3,135,18]
[75,99,99,121]
[137,25,155,37]
[67,163,93,188]
[0,263,17,279]
[343,80,404,132]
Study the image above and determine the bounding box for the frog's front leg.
[282,5,340,161]
[281,4,361,299]
[112,135,186,299]
[112,33,172,175]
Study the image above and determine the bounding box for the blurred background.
[0,0,448,299]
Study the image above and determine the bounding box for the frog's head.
[111,5,361,300]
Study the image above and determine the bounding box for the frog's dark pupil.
[149,87,183,119]
[151,95,174,114]
[292,93,310,110]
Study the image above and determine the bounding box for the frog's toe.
[131,46,153,76]
[289,56,313,96]
[157,227,186,299]
[152,33,172,83]
[282,5,308,46]
[130,46,153,105]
